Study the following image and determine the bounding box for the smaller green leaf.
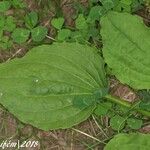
[25,11,38,29]
[115,105,129,114]
[57,29,71,41]
[138,90,150,101]
[138,90,150,111]
[131,0,143,12]
[95,102,112,116]
[0,42,7,50]
[0,38,13,50]
[76,14,88,30]
[90,0,99,3]
[110,115,125,131]
[87,6,104,22]
[120,0,132,5]
[70,31,85,43]
[12,28,30,44]
[101,0,115,10]
[88,26,99,39]
[11,0,26,8]
[127,118,143,129]
[51,18,64,30]
[0,36,12,50]
[31,26,48,42]
[0,30,3,39]
[0,16,5,28]
[1,36,9,43]
[120,3,131,12]
[107,110,115,118]
[4,16,16,32]
[7,40,13,48]
[139,101,150,111]
[0,1,11,12]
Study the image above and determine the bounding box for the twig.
[46,35,56,41]
[72,128,106,144]
[92,115,109,138]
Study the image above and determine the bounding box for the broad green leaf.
[110,115,125,130]
[0,1,11,12]
[127,118,143,129]
[101,11,150,89]
[57,29,71,41]
[31,26,48,42]
[25,11,38,29]
[12,28,30,44]
[104,133,150,150]
[0,43,108,130]
[51,17,64,30]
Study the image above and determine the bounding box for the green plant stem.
[104,95,150,117]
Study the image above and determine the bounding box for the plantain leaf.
[101,11,150,89]
[0,42,108,130]
[104,133,150,150]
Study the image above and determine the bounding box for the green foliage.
[10,11,48,44]
[0,15,16,32]
[0,43,108,130]
[25,11,38,29]
[0,1,11,12]
[11,0,26,9]
[75,14,88,30]
[0,3,48,47]
[0,0,26,12]
[94,102,112,116]
[0,16,5,28]
[0,35,13,50]
[110,115,125,130]
[0,1,149,147]
[101,0,116,10]
[88,0,144,13]
[104,133,150,150]
[0,15,16,50]
[87,6,104,22]
[31,26,48,42]
[138,90,150,111]
[101,11,150,89]
[51,17,64,30]
[57,29,71,41]
[127,118,143,129]
[11,28,30,44]
[4,16,16,32]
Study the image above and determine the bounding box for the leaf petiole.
[104,94,150,117]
